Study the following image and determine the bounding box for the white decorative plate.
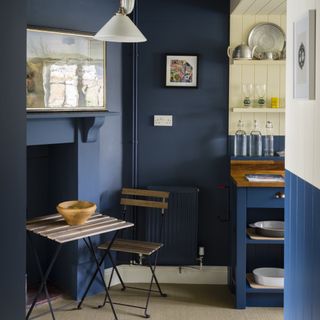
[248,23,286,59]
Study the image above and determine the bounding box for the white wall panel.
[232,0,257,14]
[286,0,319,188]
[271,2,287,15]
[245,0,270,15]
[259,0,286,15]
[229,65,243,132]
[231,0,287,15]
[242,15,256,43]
[230,15,243,47]
[254,64,268,134]
[229,14,286,135]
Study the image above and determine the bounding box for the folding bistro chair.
[98,188,170,318]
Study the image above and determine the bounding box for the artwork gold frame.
[27,27,106,112]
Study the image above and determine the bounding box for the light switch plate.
[154,115,173,127]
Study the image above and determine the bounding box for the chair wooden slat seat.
[98,238,163,256]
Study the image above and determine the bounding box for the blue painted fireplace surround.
[27,112,116,300]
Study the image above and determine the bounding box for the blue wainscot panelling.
[285,170,320,320]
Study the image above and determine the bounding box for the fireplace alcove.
[26,112,116,300]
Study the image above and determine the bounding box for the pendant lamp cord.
[118,0,126,14]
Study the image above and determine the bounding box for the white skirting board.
[104,265,228,287]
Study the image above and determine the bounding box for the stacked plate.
[249,220,284,238]
[249,221,285,288]
[253,267,284,288]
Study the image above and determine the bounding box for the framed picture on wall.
[26,27,106,112]
[165,54,198,88]
[293,10,316,100]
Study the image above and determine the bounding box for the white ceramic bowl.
[253,267,284,287]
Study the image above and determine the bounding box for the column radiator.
[146,186,199,265]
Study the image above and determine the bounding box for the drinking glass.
[255,84,266,108]
[242,84,253,108]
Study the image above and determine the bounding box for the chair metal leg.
[148,262,167,297]
[98,251,166,318]
[144,252,159,318]
[107,251,126,291]
[99,252,127,309]
[26,233,62,320]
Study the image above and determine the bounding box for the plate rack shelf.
[232,107,285,113]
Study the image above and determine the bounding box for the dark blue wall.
[0,1,26,318]
[132,0,230,265]
[285,171,320,320]
[27,0,230,270]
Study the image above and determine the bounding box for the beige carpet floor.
[28,284,283,320]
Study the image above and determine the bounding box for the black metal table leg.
[26,233,62,320]
[77,231,120,320]
[107,266,115,290]
[84,238,109,291]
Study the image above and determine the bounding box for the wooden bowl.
[57,200,96,226]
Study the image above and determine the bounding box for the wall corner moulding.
[293,9,316,100]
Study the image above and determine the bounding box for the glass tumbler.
[242,84,253,108]
[255,84,266,108]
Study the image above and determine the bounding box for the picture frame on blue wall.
[26,27,107,112]
[293,10,316,100]
[165,54,198,88]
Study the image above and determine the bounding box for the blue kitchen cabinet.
[229,184,285,309]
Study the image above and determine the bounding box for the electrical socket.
[154,115,173,127]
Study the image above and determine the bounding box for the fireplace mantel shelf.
[27,111,119,146]
[26,111,119,119]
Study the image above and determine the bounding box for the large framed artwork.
[293,10,316,100]
[27,27,106,112]
[165,54,198,88]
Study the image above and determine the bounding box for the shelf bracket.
[79,116,106,143]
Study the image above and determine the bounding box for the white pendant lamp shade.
[94,12,147,43]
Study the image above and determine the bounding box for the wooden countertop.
[231,160,285,188]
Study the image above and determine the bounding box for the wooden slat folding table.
[26,213,133,320]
